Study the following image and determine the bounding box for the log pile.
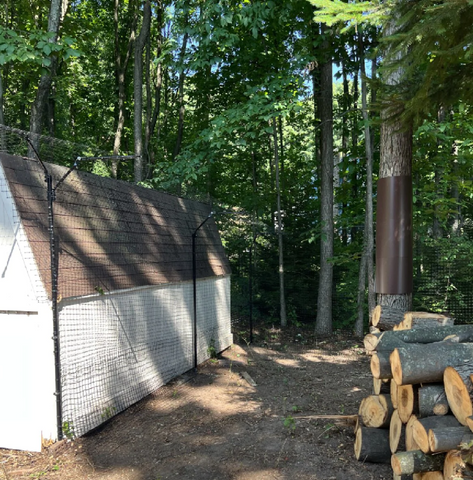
[355,308,473,479]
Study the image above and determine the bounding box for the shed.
[0,153,232,451]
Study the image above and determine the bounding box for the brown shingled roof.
[0,153,231,300]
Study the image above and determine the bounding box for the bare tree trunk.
[315,28,334,335]
[172,21,189,194]
[133,0,151,183]
[29,0,65,151]
[272,117,287,327]
[112,0,137,178]
[355,31,375,337]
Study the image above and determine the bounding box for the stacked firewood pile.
[355,306,473,479]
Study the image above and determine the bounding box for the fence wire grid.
[0,124,232,440]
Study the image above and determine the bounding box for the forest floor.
[0,325,393,480]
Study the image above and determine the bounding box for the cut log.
[365,332,383,351]
[428,426,473,453]
[374,377,391,395]
[376,325,473,352]
[443,450,465,480]
[467,416,473,434]
[403,311,454,330]
[390,409,406,453]
[392,450,446,475]
[444,362,473,425]
[372,305,406,330]
[390,343,473,385]
[369,326,381,334]
[359,394,394,428]
[354,426,391,463]
[392,379,400,409]
[398,384,419,423]
[372,350,393,379]
[412,472,444,480]
[406,415,421,451]
[419,384,449,417]
[412,415,462,454]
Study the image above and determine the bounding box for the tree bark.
[112,0,137,177]
[412,415,462,453]
[376,6,413,312]
[428,426,473,453]
[419,384,449,417]
[391,450,446,476]
[133,0,151,183]
[315,25,334,335]
[391,343,473,385]
[354,426,391,463]
[403,312,454,330]
[371,350,393,379]
[29,0,65,148]
[372,325,473,352]
[273,117,287,327]
[372,305,406,330]
[355,29,375,338]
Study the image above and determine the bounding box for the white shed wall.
[59,275,231,437]
[0,164,57,452]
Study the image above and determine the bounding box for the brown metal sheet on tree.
[375,175,413,294]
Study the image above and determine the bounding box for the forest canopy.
[1,0,472,334]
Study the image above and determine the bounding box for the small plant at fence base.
[207,338,217,359]
[101,405,117,421]
[62,420,75,440]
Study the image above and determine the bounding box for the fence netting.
[0,124,232,439]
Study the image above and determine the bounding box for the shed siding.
[59,275,231,437]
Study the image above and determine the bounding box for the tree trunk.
[412,415,461,453]
[112,0,137,178]
[391,343,473,385]
[171,16,189,194]
[355,29,375,338]
[273,117,287,327]
[133,0,151,183]
[29,0,65,149]
[354,426,391,463]
[315,25,334,335]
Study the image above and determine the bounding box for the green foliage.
[62,420,75,440]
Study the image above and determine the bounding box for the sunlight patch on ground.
[273,358,301,368]
[299,350,361,365]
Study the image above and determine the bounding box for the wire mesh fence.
[230,230,473,333]
[0,124,232,444]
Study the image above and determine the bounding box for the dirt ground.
[0,326,393,480]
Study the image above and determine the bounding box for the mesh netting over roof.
[1,153,231,300]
